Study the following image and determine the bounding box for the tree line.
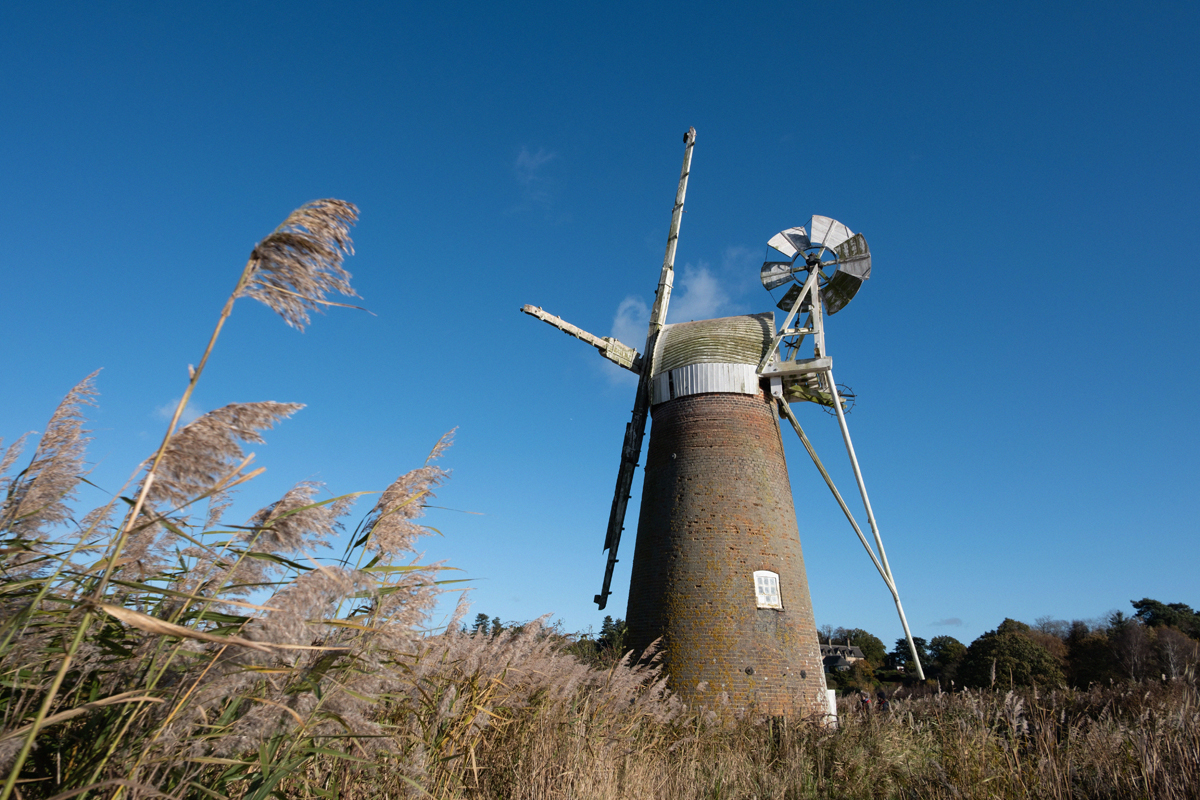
[466,598,1198,690]
[819,597,1200,692]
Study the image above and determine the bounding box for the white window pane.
[752,570,782,609]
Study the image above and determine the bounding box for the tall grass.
[0,200,463,799]
[401,671,1198,799]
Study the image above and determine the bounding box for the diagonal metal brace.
[776,394,926,680]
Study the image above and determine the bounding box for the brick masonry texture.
[625,386,828,718]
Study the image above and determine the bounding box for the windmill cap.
[649,313,776,406]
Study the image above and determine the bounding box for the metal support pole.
[776,399,891,587]
[827,373,925,681]
[758,268,820,372]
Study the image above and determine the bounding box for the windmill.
[521,129,922,716]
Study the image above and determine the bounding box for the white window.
[753,570,782,610]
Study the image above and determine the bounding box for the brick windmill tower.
[522,130,922,716]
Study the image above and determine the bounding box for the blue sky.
[3,1,1197,648]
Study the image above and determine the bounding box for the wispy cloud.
[515,146,556,182]
[665,263,729,323]
[930,617,965,627]
[610,260,738,346]
[720,245,765,301]
[721,245,758,274]
[611,296,649,348]
[514,146,559,210]
[603,250,751,384]
[604,247,763,381]
[155,398,204,425]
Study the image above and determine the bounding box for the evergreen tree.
[1131,598,1200,638]
[928,635,967,682]
[959,619,1064,688]
[890,637,929,672]
[1065,620,1119,687]
[598,616,628,655]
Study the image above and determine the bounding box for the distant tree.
[929,635,966,665]
[831,658,879,693]
[1025,628,1069,675]
[959,619,1064,688]
[1066,620,1119,687]
[598,615,628,655]
[490,616,503,637]
[472,613,490,635]
[1156,627,1199,679]
[820,626,887,666]
[1034,616,1071,639]
[844,629,887,666]
[1131,598,1200,638]
[890,637,929,673]
[928,635,967,683]
[1109,619,1156,681]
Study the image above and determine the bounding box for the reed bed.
[3,200,1198,799]
[247,635,1199,800]
[398,669,1199,800]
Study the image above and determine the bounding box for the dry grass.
[396,672,1199,800]
[248,651,1199,800]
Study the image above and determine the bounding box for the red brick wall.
[625,386,827,717]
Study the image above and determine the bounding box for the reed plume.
[0,436,29,490]
[117,402,303,577]
[356,429,454,559]
[0,371,97,540]
[144,401,303,511]
[0,201,366,800]
[238,199,360,331]
[246,480,356,555]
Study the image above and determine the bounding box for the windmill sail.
[760,261,796,291]
[595,127,696,609]
[823,233,872,315]
[767,226,809,258]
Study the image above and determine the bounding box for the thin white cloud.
[611,295,649,347]
[665,263,729,323]
[514,146,559,209]
[155,398,203,425]
[720,245,764,301]
[721,244,758,274]
[602,259,741,385]
[603,254,744,383]
[515,147,556,183]
[609,261,736,345]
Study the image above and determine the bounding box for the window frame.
[753,570,783,610]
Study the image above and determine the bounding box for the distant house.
[821,643,866,673]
